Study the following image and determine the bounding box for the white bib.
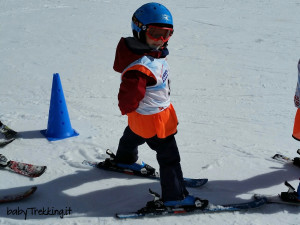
[122,55,171,115]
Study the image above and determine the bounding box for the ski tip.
[31,166,47,178]
[183,178,208,188]
[201,178,209,183]
[31,186,38,193]
[40,166,47,176]
[82,160,91,164]
[22,186,38,200]
[0,138,15,147]
[115,213,123,219]
[82,160,98,167]
[20,186,38,201]
[0,186,38,204]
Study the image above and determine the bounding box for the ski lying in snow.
[0,121,17,147]
[0,154,47,178]
[0,186,37,203]
[82,150,207,188]
[272,152,300,167]
[116,197,267,219]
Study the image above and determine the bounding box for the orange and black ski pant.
[115,126,189,201]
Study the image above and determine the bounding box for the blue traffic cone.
[41,73,79,141]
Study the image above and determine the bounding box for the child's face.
[146,35,165,50]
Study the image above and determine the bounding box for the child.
[292,59,300,141]
[110,2,205,209]
[292,60,300,167]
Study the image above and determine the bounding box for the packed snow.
[0,0,299,224]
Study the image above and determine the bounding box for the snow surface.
[0,0,300,224]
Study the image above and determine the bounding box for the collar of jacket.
[113,37,169,73]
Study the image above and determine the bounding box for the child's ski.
[0,186,37,203]
[82,149,208,187]
[116,196,267,219]
[0,154,47,178]
[82,159,207,188]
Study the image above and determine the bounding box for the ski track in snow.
[0,0,300,224]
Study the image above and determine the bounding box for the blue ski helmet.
[131,3,173,42]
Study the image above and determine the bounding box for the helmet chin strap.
[148,41,168,50]
[148,44,162,50]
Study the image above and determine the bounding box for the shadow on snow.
[0,161,299,220]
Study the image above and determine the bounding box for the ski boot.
[138,189,208,214]
[99,149,156,176]
[164,194,208,210]
[280,181,300,203]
